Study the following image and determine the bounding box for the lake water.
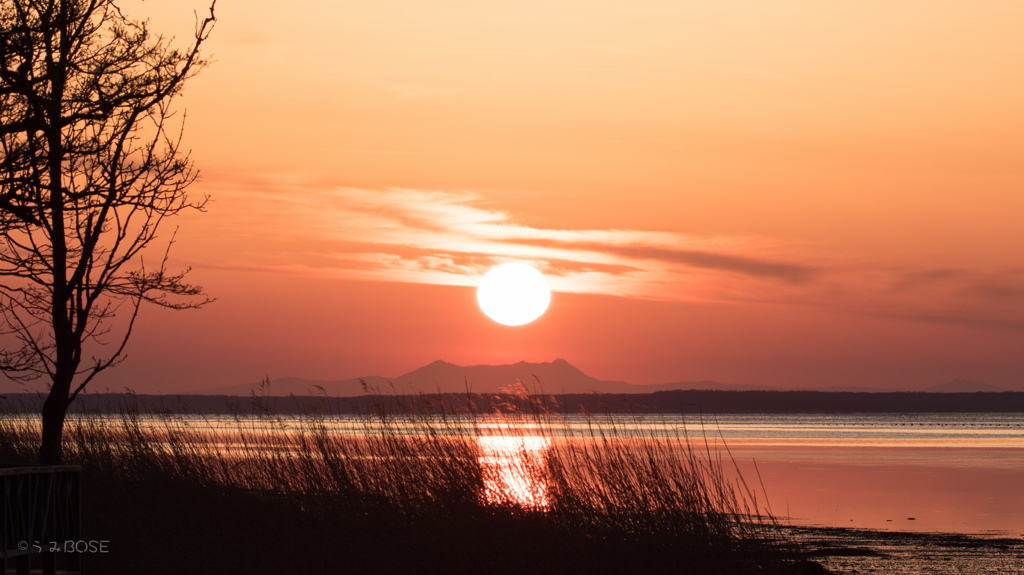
[700,413,1024,537]
[488,412,1024,536]
[557,412,1024,536]
[73,411,1024,536]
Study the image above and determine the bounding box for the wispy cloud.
[194,186,817,301]
[187,182,1024,330]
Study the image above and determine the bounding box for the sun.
[477,263,551,326]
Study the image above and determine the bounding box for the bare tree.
[0,0,215,463]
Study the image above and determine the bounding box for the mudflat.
[789,526,1024,575]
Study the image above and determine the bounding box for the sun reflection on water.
[477,420,551,508]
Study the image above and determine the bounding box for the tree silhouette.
[0,0,215,463]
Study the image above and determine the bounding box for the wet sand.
[788,526,1024,574]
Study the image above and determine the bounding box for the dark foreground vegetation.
[0,392,831,574]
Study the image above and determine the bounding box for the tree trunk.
[40,2,72,466]
[39,375,71,464]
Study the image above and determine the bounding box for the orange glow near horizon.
[5,0,1020,395]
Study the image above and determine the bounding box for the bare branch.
[0,0,216,463]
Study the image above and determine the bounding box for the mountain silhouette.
[394,358,625,394]
[197,360,1003,397]
[193,359,735,396]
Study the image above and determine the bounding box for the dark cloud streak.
[519,239,818,283]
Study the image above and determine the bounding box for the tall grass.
[0,389,807,574]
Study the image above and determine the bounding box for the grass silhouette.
[0,387,826,574]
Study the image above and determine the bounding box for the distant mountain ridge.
[192,360,1016,397]
[195,358,739,397]
[397,358,620,394]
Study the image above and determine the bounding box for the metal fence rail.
[1,466,81,575]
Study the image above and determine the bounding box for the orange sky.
[9,0,1024,393]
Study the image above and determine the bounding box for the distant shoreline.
[5,390,1024,415]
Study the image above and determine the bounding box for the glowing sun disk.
[476,263,551,326]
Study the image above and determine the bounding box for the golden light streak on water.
[476,420,551,508]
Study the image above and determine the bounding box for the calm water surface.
[704,413,1024,536]
[77,411,1024,535]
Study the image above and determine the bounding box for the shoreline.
[7,390,1024,415]
[787,525,1024,574]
